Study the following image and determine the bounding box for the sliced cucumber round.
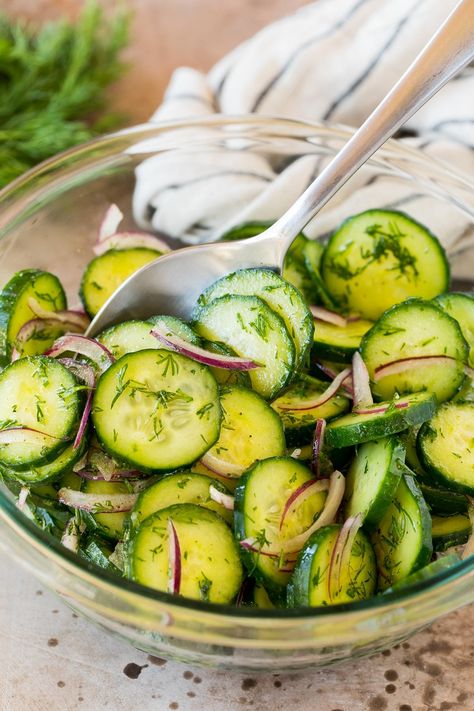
[419,481,468,516]
[271,375,350,447]
[383,554,460,593]
[201,341,251,388]
[98,319,161,359]
[325,392,436,449]
[321,209,449,320]
[288,524,376,607]
[0,435,88,485]
[202,385,285,479]
[234,457,327,599]
[0,269,66,358]
[193,294,295,399]
[432,513,471,551]
[129,471,233,529]
[92,349,221,471]
[345,437,405,529]
[361,299,468,403]
[417,401,474,495]
[127,503,243,603]
[371,473,432,590]
[434,292,474,365]
[196,268,313,371]
[0,356,81,469]
[303,239,337,309]
[80,248,162,317]
[311,318,373,364]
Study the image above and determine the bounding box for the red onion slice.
[310,306,347,327]
[464,365,474,380]
[99,203,124,241]
[167,519,182,595]
[27,297,89,331]
[352,352,373,409]
[313,361,354,397]
[17,486,30,512]
[93,231,170,256]
[61,517,86,553]
[374,355,457,382]
[280,470,345,554]
[312,418,326,479]
[353,401,409,415]
[12,318,83,361]
[239,538,297,566]
[57,359,96,451]
[58,487,137,513]
[75,468,144,482]
[209,485,234,511]
[150,323,260,371]
[278,368,352,412]
[201,450,243,478]
[279,477,329,530]
[327,513,363,601]
[45,334,115,373]
[0,426,67,445]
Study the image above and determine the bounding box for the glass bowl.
[0,116,473,672]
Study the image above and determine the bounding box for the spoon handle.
[268,0,474,263]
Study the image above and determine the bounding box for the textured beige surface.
[1,551,473,711]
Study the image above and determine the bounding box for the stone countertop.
[1,551,472,711]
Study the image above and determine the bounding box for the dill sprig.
[0,2,129,188]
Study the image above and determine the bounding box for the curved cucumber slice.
[432,513,471,551]
[303,239,337,309]
[92,349,221,472]
[80,248,162,317]
[325,392,436,449]
[201,341,251,388]
[0,435,88,485]
[361,300,468,403]
[288,524,376,607]
[419,481,468,516]
[345,437,405,529]
[193,294,295,399]
[201,386,285,479]
[0,356,81,469]
[371,473,432,590]
[127,503,243,603]
[234,457,327,598]
[129,471,233,529]
[321,209,449,320]
[434,292,474,365]
[384,553,460,593]
[271,375,350,447]
[98,319,162,359]
[196,268,313,371]
[0,269,66,358]
[417,401,474,495]
[147,315,201,345]
[311,318,373,364]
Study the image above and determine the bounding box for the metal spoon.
[88,0,474,336]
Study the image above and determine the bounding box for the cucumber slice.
[253,584,277,609]
[220,222,272,241]
[417,401,474,495]
[321,209,449,320]
[287,524,376,607]
[384,554,460,593]
[80,248,162,317]
[361,300,468,403]
[0,269,66,358]
[419,481,468,516]
[234,457,328,598]
[0,435,88,485]
[432,513,471,551]
[97,320,160,359]
[81,479,133,541]
[303,240,337,309]
[193,295,295,399]
[0,356,81,469]
[434,292,474,365]
[325,392,436,449]
[201,386,285,479]
[196,268,313,371]
[271,375,350,447]
[371,473,432,590]
[92,350,221,471]
[129,471,233,529]
[147,315,201,345]
[201,341,251,388]
[311,318,373,364]
[127,503,243,603]
[345,437,405,529]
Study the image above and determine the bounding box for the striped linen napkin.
[133,0,473,251]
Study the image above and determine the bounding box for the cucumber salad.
[0,204,473,608]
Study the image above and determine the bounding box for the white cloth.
[133,0,473,247]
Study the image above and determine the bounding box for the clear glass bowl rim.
[0,114,473,623]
